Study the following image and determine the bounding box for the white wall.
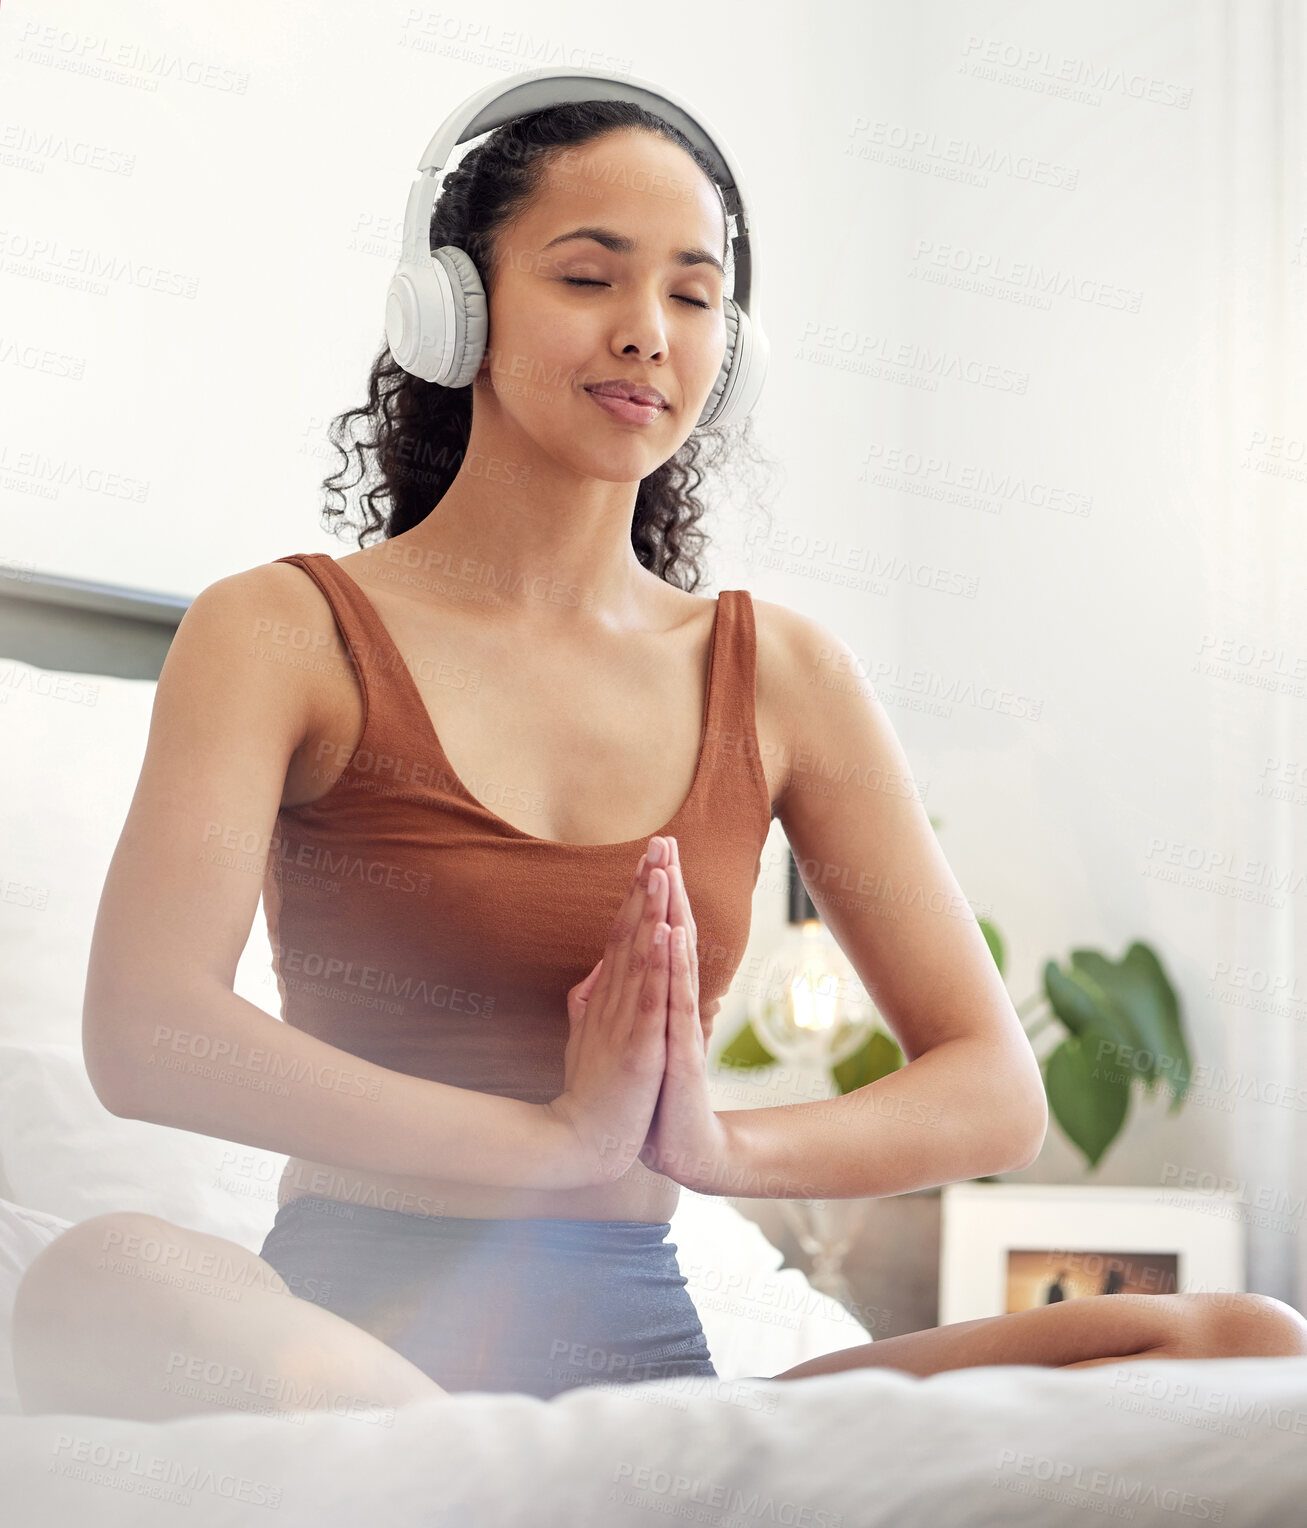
[723,0,1307,1308]
[4,1,1304,1296]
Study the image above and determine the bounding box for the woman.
[14,97,1307,1422]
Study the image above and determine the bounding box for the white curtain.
[1203,0,1307,1308]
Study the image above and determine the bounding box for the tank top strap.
[271,551,435,748]
[700,589,771,827]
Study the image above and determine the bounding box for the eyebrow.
[540,226,725,278]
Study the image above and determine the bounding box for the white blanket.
[5,1355,1306,1526]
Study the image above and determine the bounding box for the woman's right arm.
[81,564,592,1192]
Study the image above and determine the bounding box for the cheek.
[490,303,586,391]
[693,331,727,393]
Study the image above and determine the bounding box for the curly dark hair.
[318,98,777,593]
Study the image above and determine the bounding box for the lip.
[585,380,667,408]
[584,388,667,426]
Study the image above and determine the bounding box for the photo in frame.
[938,1183,1247,1326]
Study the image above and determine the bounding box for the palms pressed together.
[570,836,731,1193]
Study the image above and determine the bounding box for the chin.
[578,454,667,485]
[550,429,676,480]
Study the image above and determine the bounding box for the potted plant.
[716,827,1196,1324]
[721,825,1195,1173]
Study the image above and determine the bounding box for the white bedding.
[5,1355,1306,1526]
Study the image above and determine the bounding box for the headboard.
[0,564,189,681]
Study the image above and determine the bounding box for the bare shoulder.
[184,557,325,624]
[748,595,852,665]
[745,596,892,808]
[745,593,849,718]
[178,559,340,670]
[166,558,345,750]
[217,556,332,614]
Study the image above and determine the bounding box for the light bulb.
[748,919,877,1068]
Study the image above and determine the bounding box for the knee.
[1188,1292,1307,1360]
[14,1213,172,1319]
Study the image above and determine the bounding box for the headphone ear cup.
[385,245,488,386]
[695,297,768,429]
[385,261,439,379]
[694,298,739,430]
[432,246,489,389]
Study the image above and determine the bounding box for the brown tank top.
[261,552,773,1106]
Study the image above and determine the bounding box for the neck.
[395,388,664,632]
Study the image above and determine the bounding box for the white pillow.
[0,1196,72,1414]
[669,1186,871,1378]
[0,1041,286,1252]
[0,660,157,1049]
[0,657,282,1052]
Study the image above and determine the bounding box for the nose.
[608,280,670,363]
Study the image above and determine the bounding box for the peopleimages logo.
[49,1433,280,1509]
[959,35,1193,109]
[845,116,1079,191]
[281,948,496,1018]
[610,1462,842,1526]
[795,319,1030,394]
[270,835,433,897]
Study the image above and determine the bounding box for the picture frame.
[938,1183,1247,1326]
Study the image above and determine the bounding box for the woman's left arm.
[674,602,1049,1200]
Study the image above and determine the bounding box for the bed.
[2,559,1305,1525]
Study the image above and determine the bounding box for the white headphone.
[384,66,769,431]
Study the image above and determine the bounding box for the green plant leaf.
[832,1028,904,1095]
[1044,1026,1132,1170]
[1043,959,1136,1051]
[978,917,1005,975]
[1070,944,1190,1111]
[717,1020,777,1071]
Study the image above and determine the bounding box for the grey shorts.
[258,1194,718,1400]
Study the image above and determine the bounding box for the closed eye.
[562,277,711,310]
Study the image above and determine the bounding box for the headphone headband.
[395,65,758,326]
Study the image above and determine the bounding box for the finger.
[667,837,694,939]
[638,920,672,1039]
[628,840,664,915]
[616,841,660,933]
[606,863,669,1034]
[568,961,604,1033]
[597,839,665,998]
[624,864,669,986]
[666,838,699,997]
[668,925,695,1055]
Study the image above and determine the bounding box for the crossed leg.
[768,1289,1307,1382]
[12,1211,444,1422]
[16,1213,1307,1422]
